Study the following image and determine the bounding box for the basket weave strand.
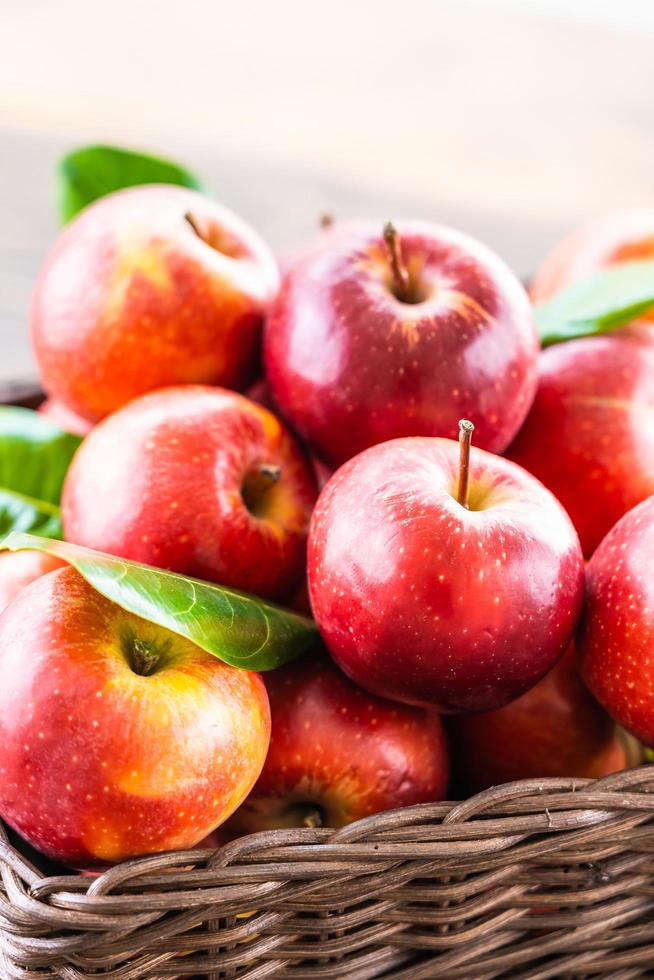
[1,767,654,978]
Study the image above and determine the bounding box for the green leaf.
[535,259,654,347]
[58,145,204,223]
[0,408,82,539]
[0,533,319,672]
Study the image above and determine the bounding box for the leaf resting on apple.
[58,144,204,223]
[0,532,319,671]
[536,258,654,346]
[0,407,82,539]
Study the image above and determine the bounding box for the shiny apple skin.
[264,221,538,468]
[38,398,94,436]
[62,386,317,601]
[226,653,449,833]
[0,551,65,613]
[507,324,654,557]
[31,185,279,422]
[0,566,270,867]
[579,496,654,747]
[308,437,584,713]
[450,645,627,793]
[531,209,654,311]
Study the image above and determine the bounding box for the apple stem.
[456,419,475,509]
[319,213,334,229]
[184,212,204,240]
[383,222,411,302]
[242,463,282,514]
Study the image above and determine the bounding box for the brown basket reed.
[2,767,654,979]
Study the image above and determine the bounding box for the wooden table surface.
[2,0,653,384]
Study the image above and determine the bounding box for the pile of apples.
[1,182,653,871]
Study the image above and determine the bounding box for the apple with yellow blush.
[31,185,279,422]
[0,566,270,867]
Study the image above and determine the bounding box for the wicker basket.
[1,769,654,978]
[1,385,654,978]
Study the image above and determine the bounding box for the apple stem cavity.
[383,222,412,303]
[242,463,282,517]
[456,419,475,509]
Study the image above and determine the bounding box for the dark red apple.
[32,185,279,422]
[0,566,270,866]
[265,221,538,468]
[531,209,654,310]
[507,323,654,556]
[308,422,584,713]
[245,378,275,410]
[62,386,317,601]
[226,652,449,833]
[579,495,654,746]
[0,551,65,613]
[311,456,333,490]
[449,646,628,793]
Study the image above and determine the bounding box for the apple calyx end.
[302,806,324,829]
[128,636,163,677]
[287,802,325,829]
[456,419,475,510]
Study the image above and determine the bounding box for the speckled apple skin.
[226,653,449,833]
[0,567,271,867]
[62,386,317,601]
[32,185,279,422]
[530,209,654,311]
[507,324,654,557]
[308,437,584,713]
[579,496,654,747]
[0,551,65,614]
[450,645,627,793]
[264,221,538,468]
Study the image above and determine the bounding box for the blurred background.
[1,0,653,379]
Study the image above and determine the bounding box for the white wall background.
[2,0,653,227]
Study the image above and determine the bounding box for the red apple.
[226,653,449,833]
[449,646,628,793]
[31,185,279,422]
[245,378,275,410]
[308,423,584,713]
[579,495,654,747]
[531,209,654,309]
[62,386,317,601]
[507,323,654,556]
[264,221,538,468]
[0,551,65,613]
[38,398,93,436]
[311,456,333,491]
[247,383,334,488]
[0,566,270,866]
